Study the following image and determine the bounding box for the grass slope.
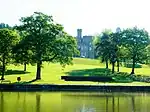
[2,58,150,85]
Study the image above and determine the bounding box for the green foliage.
[113,78,133,83]
[124,63,142,68]
[12,32,34,66]
[0,28,20,79]
[132,75,150,82]
[118,46,130,60]
[95,27,150,75]
[67,68,111,76]
[122,27,149,74]
[67,67,135,83]
[145,45,150,64]
[50,34,79,66]
[95,29,125,73]
[16,12,79,79]
[95,30,112,68]
[112,73,133,83]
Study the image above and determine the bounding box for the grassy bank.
[1,58,150,85]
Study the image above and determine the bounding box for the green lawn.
[2,58,150,85]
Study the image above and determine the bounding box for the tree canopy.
[94,27,150,74]
[95,30,112,69]
[15,12,79,79]
[0,28,20,80]
[122,27,149,74]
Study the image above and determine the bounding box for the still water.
[0,91,149,112]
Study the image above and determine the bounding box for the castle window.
[89,42,92,45]
[89,47,92,51]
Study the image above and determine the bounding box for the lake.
[0,91,149,112]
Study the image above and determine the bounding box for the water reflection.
[36,94,41,112]
[132,96,135,112]
[106,96,108,112]
[0,92,4,112]
[0,92,150,112]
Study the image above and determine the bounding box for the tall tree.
[109,33,118,74]
[95,29,124,74]
[16,12,78,80]
[122,27,149,74]
[0,29,20,80]
[95,30,112,69]
[110,30,123,72]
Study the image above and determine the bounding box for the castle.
[76,29,95,59]
[75,28,121,59]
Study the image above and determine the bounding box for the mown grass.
[1,58,150,85]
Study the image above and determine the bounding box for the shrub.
[112,75,133,83]
[124,63,142,68]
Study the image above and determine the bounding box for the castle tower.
[116,27,121,33]
[77,29,82,57]
[77,29,82,37]
[77,29,82,40]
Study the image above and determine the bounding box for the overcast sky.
[0,0,150,36]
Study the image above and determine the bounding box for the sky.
[0,0,150,36]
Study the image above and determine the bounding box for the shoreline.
[1,84,150,92]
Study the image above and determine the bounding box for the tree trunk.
[117,59,119,72]
[1,56,5,80]
[36,60,42,80]
[112,62,115,74]
[131,56,135,75]
[106,59,108,69]
[24,63,26,72]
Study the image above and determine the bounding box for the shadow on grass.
[65,68,134,83]
[4,70,30,75]
[66,68,111,76]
